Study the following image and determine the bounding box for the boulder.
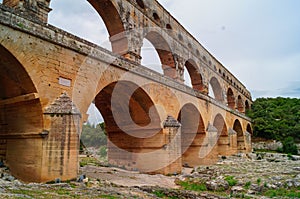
[206,179,229,191]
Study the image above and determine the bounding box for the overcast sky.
[158,0,300,100]
[2,0,299,99]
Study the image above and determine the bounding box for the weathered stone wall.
[0,1,253,182]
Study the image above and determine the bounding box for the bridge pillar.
[202,124,219,165]
[244,131,252,153]
[158,115,182,174]
[42,93,81,182]
[228,128,238,155]
[218,135,231,156]
[107,116,182,175]
[174,54,185,83]
[3,0,52,23]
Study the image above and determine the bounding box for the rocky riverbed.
[0,152,299,198]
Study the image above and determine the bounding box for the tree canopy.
[81,122,107,148]
[246,97,300,142]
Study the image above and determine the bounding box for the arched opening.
[0,45,44,181]
[94,81,162,171]
[143,31,176,79]
[183,69,192,87]
[136,0,145,9]
[140,38,164,74]
[213,114,228,137]
[245,100,250,112]
[153,12,160,23]
[209,77,223,102]
[49,0,127,52]
[227,88,235,109]
[184,60,205,92]
[178,103,205,167]
[166,24,172,30]
[213,114,229,155]
[87,0,124,37]
[246,123,253,135]
[233,119,245,152]
[237,95,244,113]
[80,103,107,161]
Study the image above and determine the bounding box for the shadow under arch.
[246,123,253,135]
[185,59,205,92]
[144,31,176,79]
[94,80,163,171]
[213,114,230,156]
[227,88,235,109]
[209,77,223,102]
[177,103,205,167]
[245,100,250,112]
[0,44,44,181]
[233,119,246,152]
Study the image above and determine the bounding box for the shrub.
[282,137,298,155]
[97,146,107,158]
[257,178,261,185]
[244,181,251,189]
[225,176,238,186]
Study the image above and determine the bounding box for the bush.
[97,146,107,158]
[257,178,261,185]
[225,176,238,186]
[244,181,252,189]
[282,137,298,155]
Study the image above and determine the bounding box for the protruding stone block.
[42,93,81,182]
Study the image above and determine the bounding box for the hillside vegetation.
[81,122,107,148]
[247,97,300,142]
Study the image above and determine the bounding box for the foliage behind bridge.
[247,97,300,142]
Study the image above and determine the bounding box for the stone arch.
[185,59,205,92]
[213,114,229,156]
[245,100,250,112]
[87,0,128,54]
[94,80,163,171]
[209,77,223,102]
[144,31,176,79]
[48,0,127,52]
[177,103,205,167]
[87,0,125,37]
[237,95,244,112]
[233,119,245,151]
[0,44,44,181]
[227,88,235,109]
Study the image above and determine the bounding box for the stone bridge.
[0,0,252,182]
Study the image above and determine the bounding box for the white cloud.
[159,0,300,99]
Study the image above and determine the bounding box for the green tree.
[282,137,298,155]
[81,122,107,148]
[247,97,300,142]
